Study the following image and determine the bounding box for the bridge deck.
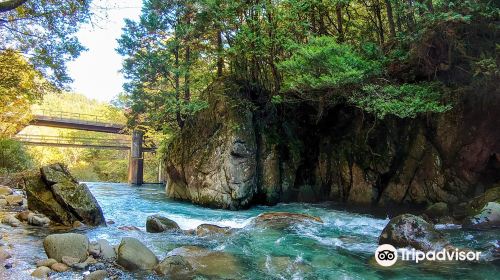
[30,111,126,134]
[15,134,156,152]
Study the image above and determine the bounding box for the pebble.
[36,258,58,267]
[62,256,80,266]
[31,266,51,278]
[51,262,69,272]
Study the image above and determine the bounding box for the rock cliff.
[164,78,499,211]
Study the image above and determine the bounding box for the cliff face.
[165,82,258,209]
[164,79,499,210]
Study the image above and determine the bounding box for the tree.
[0,0,92,87]
[118,0,207,132]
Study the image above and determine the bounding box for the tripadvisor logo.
[375,244,481,267]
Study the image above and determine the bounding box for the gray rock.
[0,248,11,260]
[379,214,448,251]
[155,255,193,277]
[36,258,57,267]
[43,233,89,262]
[0,186,13,196]
[0,199,7,207]
[97,239,116,260]
[165,88,258,209]
[62,256,80,266]
[31,266,51,278]
[85,270,107,280]
[424,202,449,219]
[196,224,232,237]
[252,212,323,229]
[1,215,21,227]
[51,262,69,272]
[5,194,23,206]
[26,164,105,226]
[146,215,180,233]
[117,237,158,270]
[89,241,101,257]
[463,202,500,229]
[28,213,51,226]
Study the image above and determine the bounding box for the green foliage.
[0,50,51,137]
[279,36,381,94]
[351,83,452,119]
[0,138,32,174]
[0,0,91,87]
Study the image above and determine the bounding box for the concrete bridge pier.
[128,130,144,185]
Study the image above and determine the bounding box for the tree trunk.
[184,44,191,102]
[374,0,385,45]
[174,44,184,129]
[336,4,344,42]
[385,0,396,39]
[217,29,223,77]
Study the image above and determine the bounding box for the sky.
[67,0,142,103]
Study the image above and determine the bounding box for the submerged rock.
[25,164,105,226]
[252,212,323,229]
[196,224,232,237]
[155,255,193,277]
[167,246,241,278]
[463,202,500,229]
[117,237,158,270]
[146,215,180,233]
[379,214,448,251]
[43,233,89,262]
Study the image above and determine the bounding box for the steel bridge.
[15,110,156,185]
[30,110,126,134]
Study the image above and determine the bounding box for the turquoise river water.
[1,183,499,279]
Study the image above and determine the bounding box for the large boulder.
[463,202,500,229]
[155,255,193,277]
[117,237,158,270]
[167,246,241,278]
[43,233,89,262]
[146,215,180,233]
[379,214,448,251]
[165,82,258,209]
[25,164,105,226]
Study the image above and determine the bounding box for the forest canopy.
[118,0,499,133]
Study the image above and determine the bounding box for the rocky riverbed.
[0,165,499,279]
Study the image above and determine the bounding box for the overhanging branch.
[0,0,28,13]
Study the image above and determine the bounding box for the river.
[1,182,499,279]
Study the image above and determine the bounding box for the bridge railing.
[32,109,125,127]
[14,134,131,148]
